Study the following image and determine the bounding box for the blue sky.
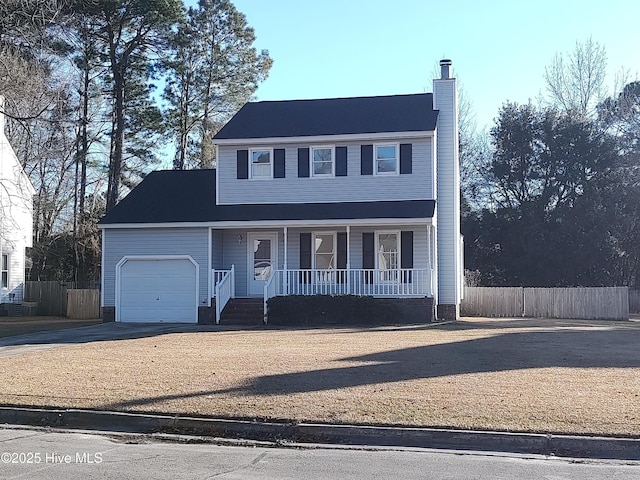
[227,0,640,130]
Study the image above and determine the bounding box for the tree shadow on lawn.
[234,328,640,396]
[102,325,640,410]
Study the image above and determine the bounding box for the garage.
[117,257,198,323]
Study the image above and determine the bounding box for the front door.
[247,232,278,296]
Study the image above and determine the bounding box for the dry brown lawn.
[0,317,639,436]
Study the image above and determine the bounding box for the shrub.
[266,295,431,326]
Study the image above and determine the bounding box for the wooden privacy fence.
[462,287,629,320]
[24,282,101,318]
[24,281,72,315]
[66,289,101,319]
[630,290,640,313]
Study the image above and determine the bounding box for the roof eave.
[99,217,434,229]
[213,130,435,146]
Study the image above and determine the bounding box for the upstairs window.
[311,146,334,177]
[1,254,7,288]
[375,144,398,175]
[250,149,272,179]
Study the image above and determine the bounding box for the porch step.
[219,298,264,326]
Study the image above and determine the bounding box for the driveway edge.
[1,406,638,460]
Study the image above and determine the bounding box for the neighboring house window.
[313,232,336,269]
[250,149,272,179]
[375,144,399,175]
[311,146,334,177]
[1,254,7,288]
[377,232,399,282]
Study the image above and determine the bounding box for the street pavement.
[0,427,639,480]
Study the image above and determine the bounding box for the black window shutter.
[274,148,285,178]
[298,148,310,177]
[337,232,347,283]
[401,231,414,283]
[361,145,373,175]
[401,231,414,268]
[337,232,347,269]
[400,143,412,174]
[362,232,375,269]
[362,232,375,284]
[237,150,248,179]
[336,146,347,176]
[300,233,312,269]
[299,232,312,284]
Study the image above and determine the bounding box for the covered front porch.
[209,223,436,323]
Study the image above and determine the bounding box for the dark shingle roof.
[214,93,437,140]
[99,170,435,225]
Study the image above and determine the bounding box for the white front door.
[247,232,278,296]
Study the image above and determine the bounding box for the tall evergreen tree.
[164,0,272,169]
[75,0,182,212]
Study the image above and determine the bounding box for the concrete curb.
[1,406,638,460]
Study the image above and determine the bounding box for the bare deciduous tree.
[544,37,607,118]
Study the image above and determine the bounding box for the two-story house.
[99,60,463,323]
[0,96,35,308]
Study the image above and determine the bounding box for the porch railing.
[214,265,235,324]
[266,268,432,300]
[211,269,232,295]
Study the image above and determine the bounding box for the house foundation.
[102,306,116,322]
[437,303,459,321]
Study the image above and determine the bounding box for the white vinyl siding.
[434,78,461,305]
[217,136,433,205]
[211,230,224,269]
[1,126,34,303]
[103,228,209,307]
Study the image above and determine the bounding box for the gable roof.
[99,169,435,226]
[214,93,437,140]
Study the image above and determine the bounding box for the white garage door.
[118,258,198,323]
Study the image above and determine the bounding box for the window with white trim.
[376,232,399,282]
[313,232,336,269]
[1,254,8,288]
[375,144,398,175]
[311,146,334,177]
[250,149,272,179]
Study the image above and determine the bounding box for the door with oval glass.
[247,232,278,296]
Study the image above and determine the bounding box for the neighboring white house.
[0,96,35,304]
[99,60,463,324]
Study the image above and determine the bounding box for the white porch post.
[346,225,351,294]
[283,226,288,295]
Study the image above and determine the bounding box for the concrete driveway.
[0,322,224,358]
